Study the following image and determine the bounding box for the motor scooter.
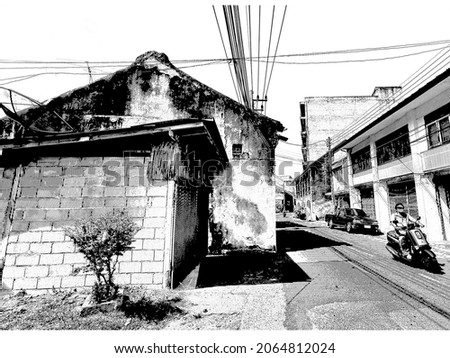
[386,217,440,272]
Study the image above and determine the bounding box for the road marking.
[287,248,344,263]
[418,273,441,283]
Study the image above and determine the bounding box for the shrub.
[66,210,139,303]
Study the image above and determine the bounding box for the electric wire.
[262,5,275,112]
[331,46,450,146]
[212,5,240,103]
[1,39,449,66]
[246,5,254,101]
[265,5,287,102]
[257,5,261,102]
[331,46,450,143]
[300,122,445,180]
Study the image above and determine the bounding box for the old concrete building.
[295,87,401,219]
[300,87,402,164]
[334,68,450,241]
[0,51,283,292]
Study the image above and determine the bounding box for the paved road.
[278,217,450,329]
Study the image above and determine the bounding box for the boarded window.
[376,126,411,166]
[351,146,371,174]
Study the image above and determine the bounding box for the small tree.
[66,210,139,303]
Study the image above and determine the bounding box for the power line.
[265,5,287,102]
[301,123,444,179]
[1,46,444,88]
[331,46,450,146]
[257,5,261,101]
[0,71,108,86]
[246,5,254,101]
[273,46,447,65]
[212,5,240,103]
[262,5,275,109]
[1,39,448,65]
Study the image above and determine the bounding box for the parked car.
[325,208,380,234]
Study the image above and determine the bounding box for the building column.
[369,136,389,231]
[437,185,450,240]
[408,114,445,241]
[346,151,361,209]
[414,174,444,242]
[373,181,390,233]
[367,136,389,232]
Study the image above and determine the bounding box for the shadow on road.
[196,250,311,288]
[276,221,351,252]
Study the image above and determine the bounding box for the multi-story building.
[295,87,401,219]
[334,68,450,241]
[300,87,401,165]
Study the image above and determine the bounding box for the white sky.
[1,0,450,177]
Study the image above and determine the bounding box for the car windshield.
[354,209,368,217]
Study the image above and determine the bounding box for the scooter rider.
[390,203,417,259]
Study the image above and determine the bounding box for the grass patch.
[0,288,185,330]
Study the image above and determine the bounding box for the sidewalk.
[167,283,287,330]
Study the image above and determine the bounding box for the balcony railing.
[422,143,450,172]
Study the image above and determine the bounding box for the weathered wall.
[1,156,172,292]
[116,55,278,248]
[210,107,276,248]
[13,51,281,250]
[0,167,16,264]
[303,96,379,162]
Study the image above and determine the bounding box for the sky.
[1,0,450,177]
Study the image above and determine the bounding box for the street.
[277,215,450,330]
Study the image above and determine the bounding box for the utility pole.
[86,61,93,84]
[327,137,336,210]
[308,166,313,220]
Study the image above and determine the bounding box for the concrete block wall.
[2,156,171,292]
[0,167,15,240]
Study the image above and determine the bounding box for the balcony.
[353,169,373,186]
[378,155,413,180]
[422,143,450,172]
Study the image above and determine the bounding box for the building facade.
[335,68,450,241]
[0,51,283,292]
[300,87,401,164]
[295,87,401,219]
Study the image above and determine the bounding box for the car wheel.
[346,222,352,233]
[329,219,334,229]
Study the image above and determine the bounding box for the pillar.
[408,113,444,241]
[346,151,361,209]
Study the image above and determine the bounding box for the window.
[232,144,242,159]
[353,209,368,217]
[426,115,450,148]
[351,146,371,174]
[376,126,410,165]
[424,102,450,148]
